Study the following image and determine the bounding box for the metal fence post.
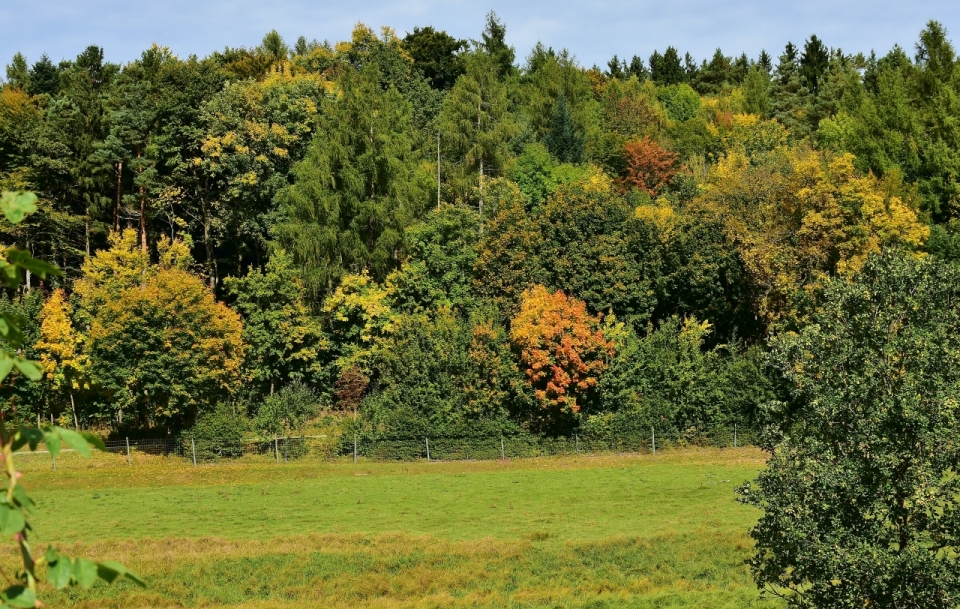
[500,436,505,460]
[734,424,738,448]
[425,437,430,462]
[353,434,358,463]
[284,436,289,462]
[274,438,279,462]
[651,427,656,455]
[575,433,579,456]
[125,437,131,466]
[191,439,197,466]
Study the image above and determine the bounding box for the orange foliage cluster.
[621,137,678,195]
[509,285,614,414]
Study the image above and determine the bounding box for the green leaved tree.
[739,250,960,607]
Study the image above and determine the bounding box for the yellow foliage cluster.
[697,147,929,325]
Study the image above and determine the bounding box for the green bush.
[184,403,247,460]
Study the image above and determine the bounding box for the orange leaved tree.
[621,136,678,195]
[510,285,614,426]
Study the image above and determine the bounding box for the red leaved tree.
[510,285,614,422]
[621,137,678,195]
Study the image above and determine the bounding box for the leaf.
[73,558,97,589]
[0,313,23,348]
[12,358,41,381]
[80,432,106,452]
[0,585,34,608]
[0,191,37,224]
[96,561,146,587]
[42,430,61,461]
[0,504,25,536]
[0,354,13,384]
[55,428,91,458]
[45,548,73,590]
[12,427,43,452]
[5,250,61,279]
[11,486,33,514]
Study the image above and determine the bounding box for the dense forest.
[1,13,957,443]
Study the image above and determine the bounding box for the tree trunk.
[85,201,91,257]
[201,198,216,289]
[136,146,147,253]
[115,161,122,232]
[70,391,78,430]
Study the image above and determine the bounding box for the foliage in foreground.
[739,251,960,607]
[0,191,141,608]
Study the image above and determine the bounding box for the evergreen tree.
[606,54,626,79]
[479,11,515,78]
[27,53,60,96]
[800,34,830,95]
[543,94,584,163]
[402,26,467,90]
[628,55,649,80]
[438,53,514,216]
[757,49,773,73]
[275,64,431,301]
[5,52,29,90]
[743,64,772,116]
[650,47,685,85]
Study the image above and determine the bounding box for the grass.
[7,448,781,608]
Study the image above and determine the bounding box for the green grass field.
[9,448,781,608]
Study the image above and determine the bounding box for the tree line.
[0,14,955,445]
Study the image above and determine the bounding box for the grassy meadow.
[10,448,780,608]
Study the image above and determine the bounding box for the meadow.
[10,448,781,608]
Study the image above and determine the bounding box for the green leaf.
[80,432,106,452]
[5,250,60,279]
[45,547,73,590]
[0,504,25,536]
[42,431,61,461]
[13,427,43,452]
[11,486,34,515]
[0,191,37,224]
[0,354,13,384]
[12,358,41,381]
[73,558,97,589]
[0,585,35,608]
[55,428,91,458]
[0,263,19,290]
[96,560,146,587]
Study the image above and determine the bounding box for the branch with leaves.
[0,191,143,608]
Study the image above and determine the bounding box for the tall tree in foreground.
[739,251,960,608]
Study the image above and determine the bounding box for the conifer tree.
[544,94,585,164]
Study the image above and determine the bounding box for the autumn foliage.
[621,137,678,195]
[509,285,614,417]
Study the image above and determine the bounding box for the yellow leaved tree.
[695,146,929,327]
[35,289,88,429]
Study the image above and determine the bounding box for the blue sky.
[1,0,957,71]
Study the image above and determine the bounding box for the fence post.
[285,436,289,462]
[425,437,430,462]
[651,427,656,455]
[734,424,738,448]
[353,434,358,463]
[125,437,131,466]
[500,436,505,460]
[52,457,56,472]
[191,439,197,466]
[575,433,579,456]
[274,438,279,462]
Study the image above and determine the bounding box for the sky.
[1,0,957,71]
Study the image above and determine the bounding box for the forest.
[0,13,957,445]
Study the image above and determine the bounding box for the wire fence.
[15,426,756,469]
